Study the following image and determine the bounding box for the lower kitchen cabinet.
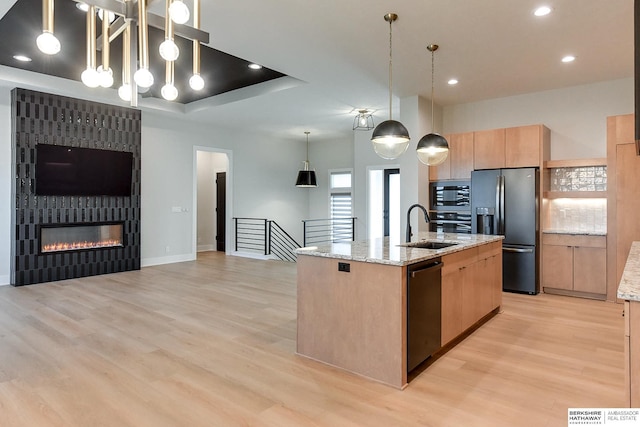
[542,233,607,297]
[441,241,502,346]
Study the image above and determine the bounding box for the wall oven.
[429,180,471,234]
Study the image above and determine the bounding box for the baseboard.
[142,253,196,267]
[0,275,10,286]
[197,244,215,252]
[230,251,274,261]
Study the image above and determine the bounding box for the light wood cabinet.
[429,132,474,180]
[441,241,502,346]
[473,128,505,170]
[505,125,543,168]
[473,124,550,170]
[542,233,607,297]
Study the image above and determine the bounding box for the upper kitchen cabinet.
[506,125,549,168]
[473,124,550,169]
[428,132,474,181]
[474,128,505,170]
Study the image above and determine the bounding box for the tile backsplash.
[547,198,607,234]
[550,166,607,192]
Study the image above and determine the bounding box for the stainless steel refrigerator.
[471,168,539,294]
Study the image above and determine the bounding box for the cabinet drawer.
[442,247,478,275]
[542,233,606,248]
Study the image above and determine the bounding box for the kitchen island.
[296,232,503,389]
[618,241,640,406]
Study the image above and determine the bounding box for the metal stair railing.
[233,217,301,262]
[302,217,356,247]
[268,221,300,262]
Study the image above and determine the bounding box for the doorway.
[368,166,401,243]
[195,149,230,254]
[216,172,226,251]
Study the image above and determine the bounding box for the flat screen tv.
[35,144,133,197]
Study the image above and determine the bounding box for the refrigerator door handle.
[498,175,505,235]
[503,247,534,253]
[495,175,503,234]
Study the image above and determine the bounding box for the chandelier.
[35,0,209,105]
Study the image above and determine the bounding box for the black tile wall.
[10,88,142,286]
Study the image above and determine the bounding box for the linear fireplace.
[39,223,124,254]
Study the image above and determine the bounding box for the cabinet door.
[460,262,480,332]
[573,246,607,294]
[505,125,541,168]
[473,129,505,170]
[441,267,463,346]
[449,132,474,179]
[542,244,573,290]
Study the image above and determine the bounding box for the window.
[329,170,353,242]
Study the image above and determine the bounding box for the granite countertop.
[295,232,504,267]
[618,241,640,301]
[543,229,607,236]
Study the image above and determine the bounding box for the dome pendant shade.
[371,119,411,159]
[416,132,449,166]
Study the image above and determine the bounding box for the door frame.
[193,146,233,256]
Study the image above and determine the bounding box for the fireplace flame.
[42,239,123,253]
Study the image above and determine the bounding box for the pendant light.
[159,0,179,61]
[189,0,205,90]
[371,13,410,160]
[353,109,374,131]
[80,4,100,88]
[134,0,154,88]
[36,0,60,55]
[295,131,318,188]
[97,9,114,88]
[416,44,449,166]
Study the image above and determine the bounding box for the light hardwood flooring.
[0,251,625,426]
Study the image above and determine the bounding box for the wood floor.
[0,251,625,426]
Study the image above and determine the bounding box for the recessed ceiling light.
[75,2,89,12]
[248,63,262,70]
[13,55,32,62]
[562,55,576,63]
[534,6,552,16]
[447,78,459,85]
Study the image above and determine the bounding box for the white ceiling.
[0,0,634,142]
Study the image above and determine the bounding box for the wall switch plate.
[338,262,350,273]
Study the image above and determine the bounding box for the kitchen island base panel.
[297,255,407,389]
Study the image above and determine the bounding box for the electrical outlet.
[165,246,170,253]
[338,262,350,273]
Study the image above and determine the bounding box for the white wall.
[307,136,354,220]
[443,78,633,159]
[141,112,308,265]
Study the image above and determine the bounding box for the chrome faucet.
[406,204,431,242]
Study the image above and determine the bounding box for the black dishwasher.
[407,259,442,372]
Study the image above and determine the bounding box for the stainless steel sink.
[405,241,458,250]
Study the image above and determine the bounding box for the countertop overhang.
[618,241,640,301]
[295,232,504,267]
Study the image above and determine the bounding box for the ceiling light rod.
[428,44,437,130]
[385,13,395,120]
[416,43,449,166]
[71,0,210,43]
